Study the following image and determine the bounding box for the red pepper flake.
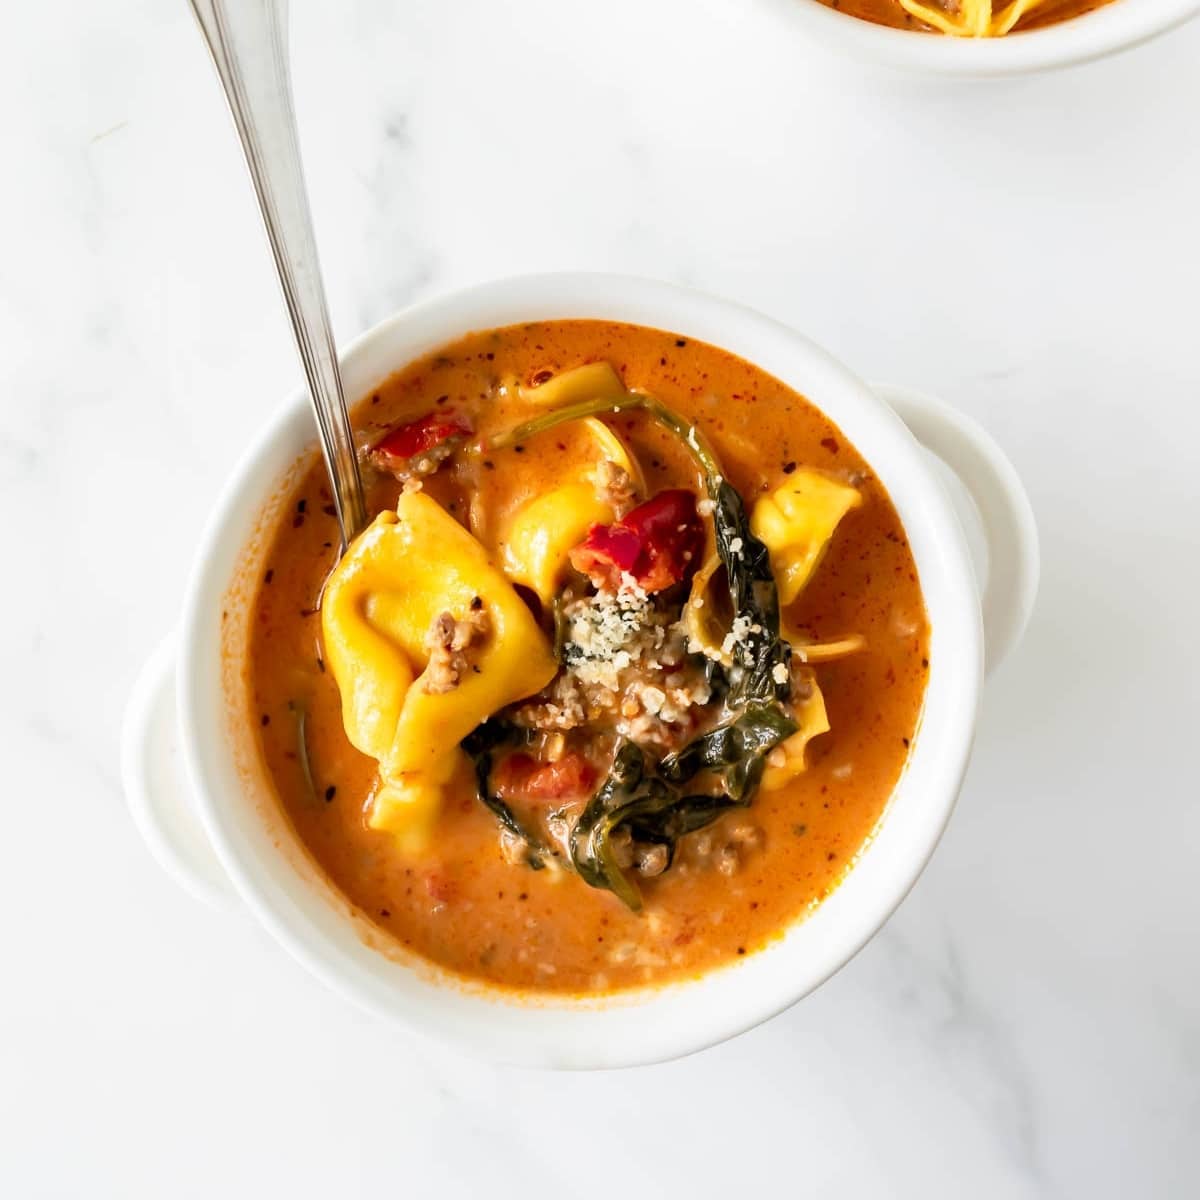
[820,436,840,454]
[569,489,704,593]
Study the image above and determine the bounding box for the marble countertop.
[4,1,1198,1195]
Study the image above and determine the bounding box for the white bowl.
[122,273,1038,1068]
[758,0,1200,75]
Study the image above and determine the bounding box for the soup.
[247,320,929,993]
[816,0,1113,35]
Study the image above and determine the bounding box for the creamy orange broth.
[247,321,929,993]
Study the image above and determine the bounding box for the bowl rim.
[177,272,983,1067]
[756,0,1200,75]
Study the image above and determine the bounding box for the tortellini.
[322,490,557,848]
[749,469,862,606]
[497,364,646,605]
[518,361,626,408]
[501,483,612,606]
[760,667,831,791]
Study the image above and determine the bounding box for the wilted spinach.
[460,720,548,870]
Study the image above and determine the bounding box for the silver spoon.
[189,0,367,548]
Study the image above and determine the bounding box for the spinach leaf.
[710,479,794,707]
[460,721,548,870]
[659,703,796,799]
[569,742,662,911]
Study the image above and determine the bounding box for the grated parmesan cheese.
[720,614,754,660]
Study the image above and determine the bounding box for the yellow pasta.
[750,470,862,607]
[501,482,613,606]
[494,365,646,602]
[760,669,831,791]
[322,490,557,848]
[518,361,626,408]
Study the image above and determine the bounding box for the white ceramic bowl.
[122,273,1038,1068]
[758,0,1200,74]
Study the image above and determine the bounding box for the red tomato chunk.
[493,751,598,804]
[570,489,705,593]
[369,411,472,471]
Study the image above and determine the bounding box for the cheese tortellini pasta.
[322,490,557,847]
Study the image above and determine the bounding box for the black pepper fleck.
[324,786,336,802]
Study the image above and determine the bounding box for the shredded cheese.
[896,0,1049,35]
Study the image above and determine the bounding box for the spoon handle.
[189,0,367,547]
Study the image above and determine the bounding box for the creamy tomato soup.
[247,321,929,993]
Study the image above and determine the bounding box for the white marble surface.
[3,0,1199,1195]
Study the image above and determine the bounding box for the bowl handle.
[873,384,1040,676]
[121,634,241,913]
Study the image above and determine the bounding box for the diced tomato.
[493,751,597,805]
[368,411,472,473]
[569,488,705,593]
